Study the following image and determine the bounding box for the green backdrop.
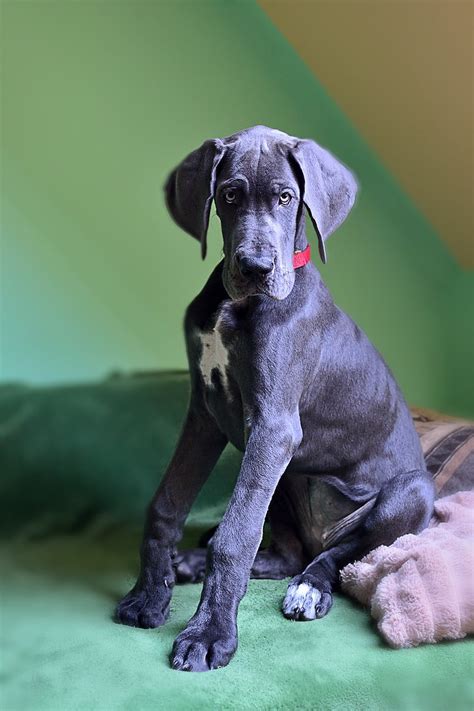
[1,0,472,416]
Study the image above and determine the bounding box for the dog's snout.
[236,254,274,278]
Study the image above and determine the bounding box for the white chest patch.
[198,316,230,394]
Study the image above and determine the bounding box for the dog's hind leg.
[174,477,306,582]
[174,545,303,583]
[251,477,306,579]
[174,538,304,583]
[173,548,208,583]
[282,468,435,621]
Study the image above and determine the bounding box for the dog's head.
[165,126,357,300]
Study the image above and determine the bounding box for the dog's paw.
[114,586,171,629]
[171,622,237,672]
[282,575,333,621]
[173,548,207,584]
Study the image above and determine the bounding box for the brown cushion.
[411,407,474,496]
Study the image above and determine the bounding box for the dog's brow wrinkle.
[260,138,270,155]
[219,175,249,192]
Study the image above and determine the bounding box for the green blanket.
[1,373,472,710]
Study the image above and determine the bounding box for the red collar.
[293,244,311,269]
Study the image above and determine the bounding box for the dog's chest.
[194,307,247,448]
[198,314,231,394]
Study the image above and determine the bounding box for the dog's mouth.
[222,261,295,302]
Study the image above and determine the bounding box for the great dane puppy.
[115,126,435,671]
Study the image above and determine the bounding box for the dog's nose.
[237,254,274,278]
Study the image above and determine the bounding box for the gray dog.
[115,126,435,672]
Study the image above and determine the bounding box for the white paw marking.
[283,582,322,620]
[198,316,230,395]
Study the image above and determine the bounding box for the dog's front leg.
[115,403,227,628]
[171,411,302,672]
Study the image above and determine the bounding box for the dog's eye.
[224,189,236,204]
[279,191,292,205]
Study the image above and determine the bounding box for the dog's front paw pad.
[171,628,236,672]
[282,580,332,621]
[114,589,170,629]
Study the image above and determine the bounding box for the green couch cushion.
[1,373,473,710]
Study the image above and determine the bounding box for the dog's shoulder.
[184,262,228,333]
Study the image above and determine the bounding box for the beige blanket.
[340,491,474,648]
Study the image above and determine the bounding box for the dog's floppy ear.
[164,139,226,259]
[290,140,358,263]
